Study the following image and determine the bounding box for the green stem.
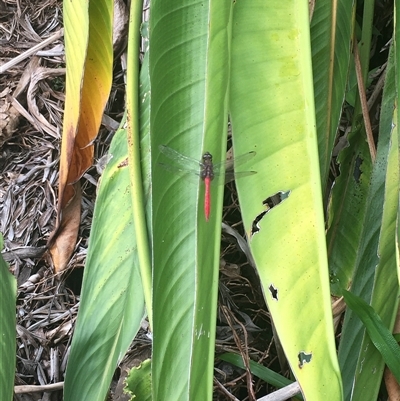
[126,0,153,329]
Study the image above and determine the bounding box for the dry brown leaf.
[48,182,81,272]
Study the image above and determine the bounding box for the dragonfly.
[159,145,256,221]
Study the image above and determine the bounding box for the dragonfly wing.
[225,170,257,183]
[158,162,200,176]
[213,151,256,175]
[158,146,256,183]
[159,145,201,171]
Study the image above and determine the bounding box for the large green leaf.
[64,2,149,399]
[350,117,399,400]
[342,290,400,384]
[326,125,373,296]
[229,2,343,400]
[315,0,369,298]
[0,235,16,401]
[311,0,354,187]
[338,44,400,401]
[63,126,145,401]
[150,1,233,400]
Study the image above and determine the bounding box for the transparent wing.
[157,163,200,179]
[158,146,256,182]
[224,170,257,183]
[159,145,201,175]
[213,150,256,174]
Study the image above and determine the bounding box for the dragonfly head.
[202,152,213,163]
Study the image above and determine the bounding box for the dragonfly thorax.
[201,152,214,180]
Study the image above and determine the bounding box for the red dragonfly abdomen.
[204,176,211,221]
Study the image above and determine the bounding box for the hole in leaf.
[269,284,278,300]
[250,210,267,235]
[298,351,312,368]
[262,190,291,208]
[250,190,291,236]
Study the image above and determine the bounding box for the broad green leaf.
[326,125,373,296]
[311,0,354,187]
[353,123,400,400]
[0,235,16,401]
[64,3,153,395]
[63,126,145,401]
[338,44,400,401]
[349,95,400,401]
[150,1,233,400]
[229,2,343,400]
[342,290,400,384]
